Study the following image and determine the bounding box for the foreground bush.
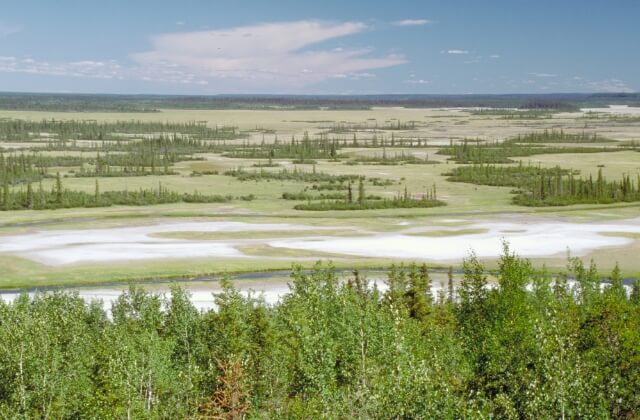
[0,249,639,417]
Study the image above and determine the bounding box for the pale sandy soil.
[0,222,342,265]
[1,218,639,266]
[582,105,640,115]
[269,218,640,261]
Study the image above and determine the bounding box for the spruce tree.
[94,179,100,203]
[26,183,33,209]
[55,172,63,204]
[358,178,365,205]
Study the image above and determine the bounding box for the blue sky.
[0,0,637,94]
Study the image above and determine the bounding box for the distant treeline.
[1,92,639,111]
[0,93,159,112]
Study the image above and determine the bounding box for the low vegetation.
[225,167,364,184]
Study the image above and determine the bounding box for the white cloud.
[489,54,500,59]
[329,72,376,80]
[446,49,469,55]
[529,72,557,78]
[0,57,126,80]
[404,79,431,84]
[393,19,431,27]
[587,78,635,93]
[0,56,208,85]
[0,23,22,37]
[0,20,406,90]
[350,72,376,80]
[130,20,406,88]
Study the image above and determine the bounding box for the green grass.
[2,107,640,286]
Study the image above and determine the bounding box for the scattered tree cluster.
[223,134,340,161]
[438,139,626,164]
[469,108,555,119]
[224,167,361,184]
[445,164,640,206]
[294,179,442,211]
[323,119,419,133]
[74,150,179,177]
[347,149,439,165]
[503,129,614,144]
[0,119,240,143]
[515,168,640,206]
[1,175,234,210]
[444,162,574,189]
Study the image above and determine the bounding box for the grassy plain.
[1,107,639,287]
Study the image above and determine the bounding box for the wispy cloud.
[529,72,557,78]
[489,54,501,59]
[0,57,124,80]
[0,56,209,85]
[404,78,430,84]
[130,20,406,88]
[445,49,469,55]
[393,19,431,27]
[329,72,376,80]
[0,20,406,90]
[0,23,22,37]
[587,78,635,93]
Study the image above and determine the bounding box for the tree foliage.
[0,251,638,417]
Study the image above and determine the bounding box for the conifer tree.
[358,178,365,205]
[55,172,63,204]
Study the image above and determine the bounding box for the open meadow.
[1,105,639,288]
